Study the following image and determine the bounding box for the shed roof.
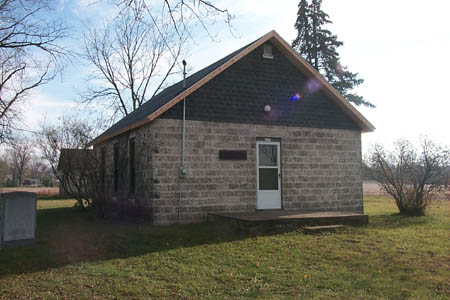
[89,30,374,146]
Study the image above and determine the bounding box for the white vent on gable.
[263,43,273,59]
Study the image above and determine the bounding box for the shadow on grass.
[1,204,437,278]
[368,213,430,230]
[0,206,291,277]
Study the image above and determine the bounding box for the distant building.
[58,149,92,197]
[22,178,41,187]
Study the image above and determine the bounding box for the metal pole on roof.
[179,60,187,224]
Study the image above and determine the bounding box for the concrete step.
[302,224,345,233]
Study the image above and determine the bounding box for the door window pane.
[259,144,277,166]
[259,168,278,190]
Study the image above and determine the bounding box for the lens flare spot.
[306,78,321,93]
[290,93,302,101]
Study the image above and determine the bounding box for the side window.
[113,143,119,192]
[129,137,135,193]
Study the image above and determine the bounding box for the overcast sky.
[22,0,450,153]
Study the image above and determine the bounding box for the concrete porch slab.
[208,210,368,226]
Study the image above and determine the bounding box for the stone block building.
[88,31,375,225]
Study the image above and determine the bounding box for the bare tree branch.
[79,3,186,120]
[0,0,70,141]
[115,0,236,44]
[6,133,33,186]
[35,116,104,209]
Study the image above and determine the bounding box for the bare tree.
[0,154,9,185]
[115,0,234,40]
[80,2,186,121]
[0,0,69,141]
[7,134,33,186]
[370,138,450,216]
[26,154,51,182]
[35,116,101,209]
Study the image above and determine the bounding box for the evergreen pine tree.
[292,0,374,107]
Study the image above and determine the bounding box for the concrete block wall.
[150,118,363,224]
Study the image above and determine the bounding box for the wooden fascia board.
[89,31,277,146]
[269,33,375,133]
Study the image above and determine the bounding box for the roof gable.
[161,41,361,130]
[89,31,374,146]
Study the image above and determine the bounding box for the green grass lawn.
[0,197,449,300]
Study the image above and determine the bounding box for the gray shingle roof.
[90,40,255,145]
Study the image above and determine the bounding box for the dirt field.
[0,183,417,198]
[363,181,387,196]
[363,181,449,200]
[2,185,384,197]
[0,187,59,196]
[0,183,446,199]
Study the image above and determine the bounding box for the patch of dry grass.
[0,187,59,196]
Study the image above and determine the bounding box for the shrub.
[370,138,449,216]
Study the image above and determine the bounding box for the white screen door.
[256,141,281,209]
